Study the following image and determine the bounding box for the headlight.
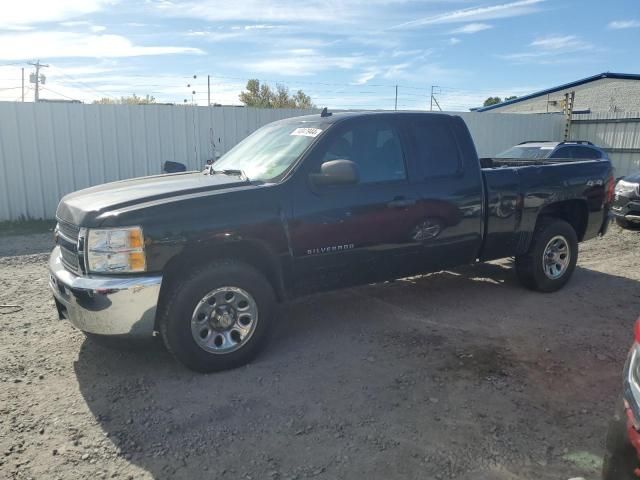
[616,180,640,197]
[86,227,146,273]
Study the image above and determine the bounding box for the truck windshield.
[213,122,324,181]
[495,146,553,160]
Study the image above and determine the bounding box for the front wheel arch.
[154,240,286,331]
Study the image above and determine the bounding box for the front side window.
[320,119,406,183]
[214,121,324,181]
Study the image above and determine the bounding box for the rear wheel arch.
[536,199,588,241]
[515,217,579,292]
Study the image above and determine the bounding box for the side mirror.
[163,161,187,173]
[310,160,359,186]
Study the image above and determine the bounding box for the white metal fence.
[0,102,565,220]
[572,112,640,177]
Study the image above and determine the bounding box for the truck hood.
[624,171,640,184]
[56,171,254,226]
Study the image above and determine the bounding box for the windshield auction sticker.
[290,127,322,137]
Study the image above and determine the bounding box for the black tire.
[616,217,632,229]
[515,217,578,292]
[159,259,275,373]
[602,397,638,480]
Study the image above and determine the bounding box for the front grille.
[56,220,84,274]
[57,221,80,242]
[60,245,80,272]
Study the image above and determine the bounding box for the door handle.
[387,197,416,208]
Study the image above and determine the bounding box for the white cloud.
[246,49,369,76]
[500,34,593,63]
[448,37,461,45]
[1,1,114,28]
[185,30,246,42]
[450,23,493,34]
[0,32,204,60]
[152,0,344,24]
[353,70,379,85]
[608,20,640,30]
[60,20,92,27]
[60,20,107,33]
[0,25,35,31]
[529,34,589,50]
[242,24,279,30]
[392,0,544,29]
[391,49,423,58]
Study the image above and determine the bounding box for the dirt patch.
[1,225,640,479]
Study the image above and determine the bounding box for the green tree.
[483,96,502,107]
[505,95,517,101]
[239,79,315,109]
[93,94,156,105]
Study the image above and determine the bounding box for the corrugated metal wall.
[0,102,564,220]
[572,112,640,177]
[454,111,564,158]
[0,103,317,221]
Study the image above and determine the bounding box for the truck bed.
[478,157,613,261]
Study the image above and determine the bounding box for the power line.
[40,86,80,101]
[48,65,117,100]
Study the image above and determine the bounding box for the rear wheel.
[515,218,578,292]
[159,259,275,372]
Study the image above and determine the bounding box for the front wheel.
[159,259,275,373]
[515,218,578,292]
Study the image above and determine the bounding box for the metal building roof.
[474,72,640,112]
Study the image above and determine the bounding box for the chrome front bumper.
[48,246,162,337]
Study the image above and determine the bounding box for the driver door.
[288,115,424,295]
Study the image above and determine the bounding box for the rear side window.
[409,119,461,178]
[549,146,572,159]
[574,146,602,159]
[550,146,602,159]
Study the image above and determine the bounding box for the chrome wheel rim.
[542,235,570,280]
[191,286,258,354]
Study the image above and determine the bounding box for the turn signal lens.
[128,229,144,249]
[128,251,146,271]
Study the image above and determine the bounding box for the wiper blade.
[208,167,249,181]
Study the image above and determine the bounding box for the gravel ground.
[1,226,640,480]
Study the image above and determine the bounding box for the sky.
[0,0,638,111]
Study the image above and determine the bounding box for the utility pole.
[28,60,48,102]
[562,90,576,141]
[430,85,442,111]
[207,75,211,106]
[394,85,398,111]
[21,68,24,102]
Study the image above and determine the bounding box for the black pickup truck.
[49,111,614,372]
